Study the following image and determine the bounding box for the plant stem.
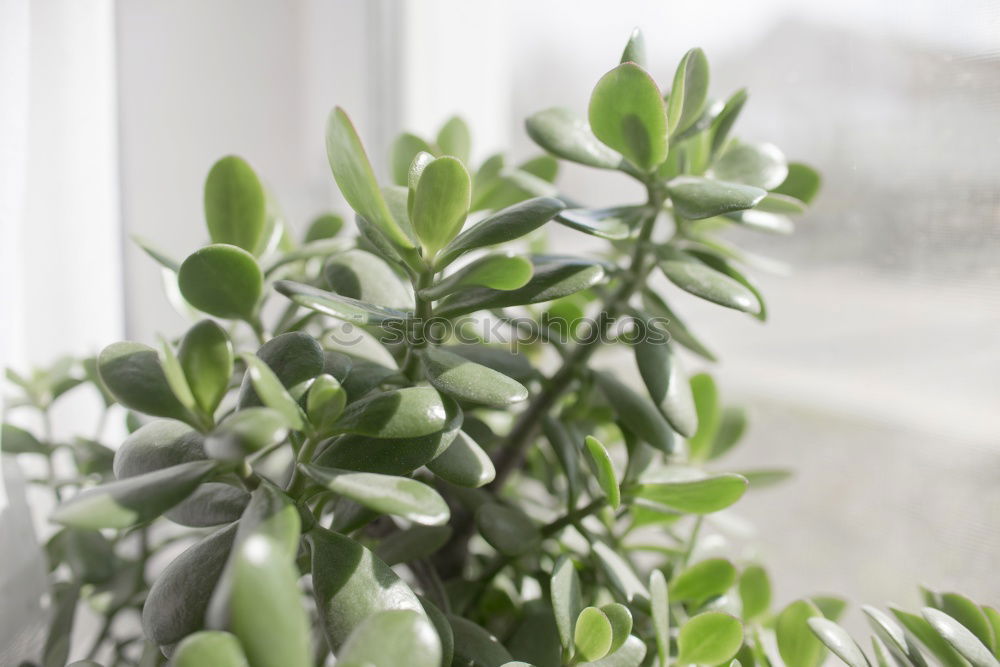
[402,269,435,379]
[287,434,321,497]
[682,515,703,567]
[540,496,608,538]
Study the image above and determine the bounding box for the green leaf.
[324,249,414,309]
[507,600,562,667]
[132,234,180,272]
[338,610,443,667]
[671,558,737,602]
[940,592,996,652]
[634,473,748,514]
[52,460,216,529]
[555,206,646,240]
[650,569,670,667]
[923,608,999,667]
[677,612,743,666]
[436,256,605,318]
[42,582,79,667]
[178,320,233,416]
[376,525,452,566]
[589,63,668,171]
[580,636,647,667]
[807,618,871,667]
[551,556,583,650]
[594,371,675,455]
[1,422,49,455]
[437,115,472,164]
[112,420,204,478]
[302,464,449,525]
[274,280,411,324]
[210,531,311,667]
[640,291,717,362]
[422,253,533,299]
[667,48,710,137]
[238,331,325,408]
[620,27,646,66]
[519,154,559,182]
[777,600,827,667]
[422,346,528,407]
[438,196,563,267]
[427,430,496,487]
[241,354,306,430]
[98,341,193,423]
[658,247,760,314]
[684,248,766,322]
[205,408,288,460]
[475,503,541,556]
[143,523,237,646]
[178,244,262,320]
[890,606,967,667]
[667,176,765,220]
[575,607,614,662]
[592,541,649,605]
[709,88,748,156]
[525,107,623,170]
[336,386,447,438]
[164,482,249,527]
[984,608,1000,660]
[306,374,346,436]
[814,595,849,622]
[410,156,471,256]
[449,617,514,667]
[863,605,929,667]
[687,373,720,460]
[391,133,435,186]
[326,107,414,250]
[712,142,788,190]
[772,162,821,204]
[633,330,697,438]
[584,436,620,509]
[739,565,772,620]
[304,212,344,241]
[306,527,425,648]
[204,156,267,254]
[172,631,250,667]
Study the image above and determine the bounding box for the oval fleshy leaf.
[324,249,413,309]
[575,607,614,662]
[584,436,620,509]
[555,206,646,240]
[634,473,748,514]
[301,464,449,526]
[475,503,541,557]
[589,63,668,171]
[594,371,675,455]
[777,600,827,667]
[204,155,267,254]
[677,612,743,666]
[667,48,710,137]
[712,141,788,190]
[667,176,766,220]
[551,555,582,650]
[658,248,760,314]
[205,408,289,461]
[422,346,528,408]
[808,618,871,667]
[172,631,250,667]
[671,558,737,603]
[922,608,999,667]
[427,430,496,488]
[178,320,234,417]
[335,386,447,439]
[411,156,471,256]
[337,610,442,667]
[422,253,533,299]
[525,107,623,170]
[178,244,262,321]
[274,280,411,324]
[438,196,564,267]
[98,342,192,423]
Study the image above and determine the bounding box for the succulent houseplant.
[4,28,997,667]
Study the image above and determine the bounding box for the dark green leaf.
[274,280,411,324]
[52,460,216,529]
[634,473,748,514]
[677,612,743,666]
[98,342,193,423]
[178,244,262,320]
[589,63,668,171]
[1,422,49,455]
[302,464,449,525]
[864,605,928,667]
[551,555,583,650]
[427,430,496,487]
[307,374,346,436]
[671,558,737,602]
[422,346,528,407]
[338,610,442,667]
[667,176,765,220]
[113,420,205,478]
[709,88,748,156]
[476,503,541,556]
[450,616,514,667]
[633,330,697,438]
[507,600,563,667]
[658,248,760,314]
[179,319,233,416]
[650,569,669,666]
[336,386,447,438]
[238,331,325,408]
[241,354,306,430]
[42,582,79,667]
[304,212,344,241]
[324,249,413,309]
[667,48,710,137]
[205,408,288,460]
[172,631,250,667]
[306,527,425,649]
[525,107,623,170]
[204,156,267,254]
[777,600,827,667]
[391,133,435,186]
[143,523,237,646]
[592,541,648,605]
[684,248,766,321]
[640,292,717,362]
[326,107,414,250]
[594,371,675,455]
[890,606,967,667]
[940,592,996,651]
[164,482,249,527]
[772,162,821,204]
[376,525,452,566]
[438,196,564,267]
[555,206,646,240]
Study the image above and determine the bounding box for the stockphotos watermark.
[327,313,673,352]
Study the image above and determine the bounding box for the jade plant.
[4,28,998,667]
